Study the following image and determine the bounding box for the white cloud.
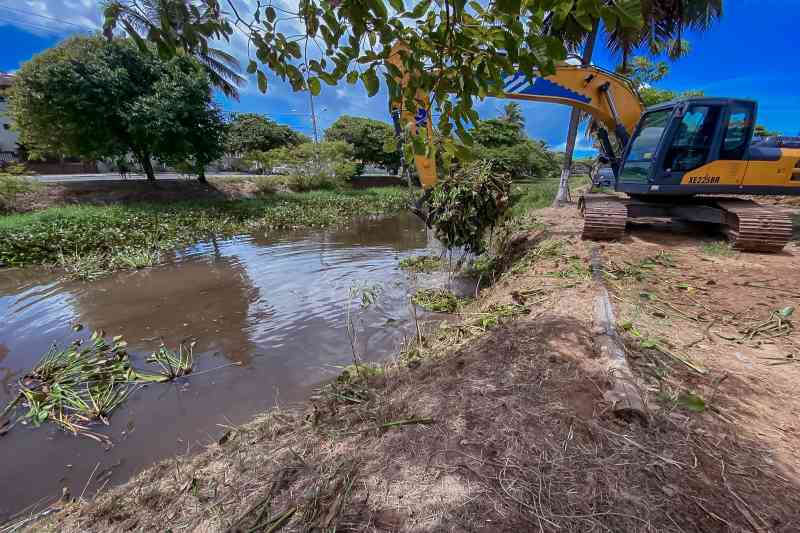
[0,0,102,36]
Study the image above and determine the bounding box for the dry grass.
[30,208,800,533]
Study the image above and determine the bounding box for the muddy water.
[0,213,458,520]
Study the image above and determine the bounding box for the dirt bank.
[26,207,800,532]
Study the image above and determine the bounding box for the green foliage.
[425,161,510,254]
[9,36,222,180]
[104,0,651,156]
[622,55,704,107]
[103,0,244,99]
[499,103,525,130]
[224,113,307,155]
[702,241,734,257]
[411,288,464,313]
[473,140,559,180]
[0,175,39,212]
[250,141,359,191]
[471,119,526,148]
[398,254,443,273]
[0,188,406,271]
[324,115,400,171]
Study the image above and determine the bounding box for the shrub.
[247,141,358,191]
[0,175,38,212]
[424,160,510,254]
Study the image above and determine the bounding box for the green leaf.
[495,0,521,15]
[308,76,321,96]
[388,0,404,12]
[410,0,431,18]
[247,60,257,74]
[346,71,359,84]
[640,339,658,349]
[360,68,379,96]
[778,306,794,318]
[257,70,268,93]
[266,6,276,22]
[679,392,706,413]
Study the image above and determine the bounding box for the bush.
[472,140,559,180]
[424,160,510,254]
[249,141,359,191]
[0,175,38,212]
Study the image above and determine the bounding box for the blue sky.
[1,0,798,157]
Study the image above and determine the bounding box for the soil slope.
[29,206,800,532]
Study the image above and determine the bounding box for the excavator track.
[580,194,628,241]
[716,199,793,253]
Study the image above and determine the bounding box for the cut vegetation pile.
[0,332,200,446]
[33,203,800,533]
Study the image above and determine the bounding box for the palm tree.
[551,0,723,206]
[103,0,245,100]
[500,103,525,130]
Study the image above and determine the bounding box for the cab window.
[720,105,753,160]
[664,105,720,172]
[627,109,671,163]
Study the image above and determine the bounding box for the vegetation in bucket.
[423,161,510,254]
[0,331,200,445]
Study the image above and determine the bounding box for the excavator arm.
[389,52,644,188]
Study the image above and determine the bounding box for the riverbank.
[0,182,408,279]
[29,201,800,532]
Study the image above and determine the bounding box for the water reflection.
[0,212,435,520]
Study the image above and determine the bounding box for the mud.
[0,212,462,521]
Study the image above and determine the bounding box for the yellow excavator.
[391,55,800,253]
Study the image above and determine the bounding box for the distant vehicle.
[592,166,615,188]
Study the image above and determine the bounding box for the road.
[30,170,400,183]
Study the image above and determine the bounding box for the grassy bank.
[0,187,408,277]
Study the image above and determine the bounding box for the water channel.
[0,212,459,520]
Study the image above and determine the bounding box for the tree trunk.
[553,24,599,207]
[196,163,207,183]
[138,152,156,181]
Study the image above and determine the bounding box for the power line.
[0,15,77,34]
[0,5,97,31]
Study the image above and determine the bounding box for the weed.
[0,174,39,212]
[0,188,407,272]
[546,258,590,280]
[411,288,464,312]
[509,238,564,274]
[147,342,195,379]
[398,254,443,273]
[702,241,734,257]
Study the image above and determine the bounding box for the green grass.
[0,187,407,272]
[398,254,444,273]
[701,241,735,257]
[507,174,590,219]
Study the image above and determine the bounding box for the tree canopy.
[9,36,224,180]
[324,115,400,170]
[469,119,558,180]
[621,55,704,106]
[224,113,307,156]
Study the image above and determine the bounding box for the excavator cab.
[616,98,758,196]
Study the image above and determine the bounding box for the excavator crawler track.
[580,194,628,241]
[716,199,793,253]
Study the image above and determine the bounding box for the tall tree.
[224,114,307,156]
[9,36,223,181]
[103,0,244,99]
[500,103,525,130]
[552,1,723,206]
[324,116,400,171]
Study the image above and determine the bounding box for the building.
[0,73,18,161]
